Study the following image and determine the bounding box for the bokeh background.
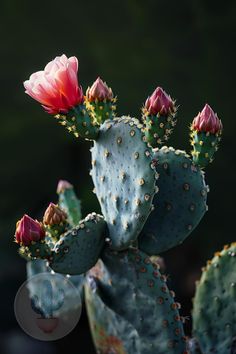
[1,0,235,353]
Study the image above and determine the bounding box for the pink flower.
[145,87,174,116]
[24,54,84,114]
[86,77,113,102]
[15,215,45,245]
[192,104,222,134]
[56,180,73,194]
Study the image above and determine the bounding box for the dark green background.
[0,0,235,353]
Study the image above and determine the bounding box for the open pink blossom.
[192,104,222,134]
[15,215,45,245]
[145,87,174,116]
[86,77,113,102]
[24,54,84,114]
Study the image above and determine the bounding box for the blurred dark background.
[0,0,235,353]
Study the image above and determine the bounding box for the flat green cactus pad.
[50,213,106,275]
[86,248,187,354]
[57,183,82,227]
[138,146,208,255]
[85,261,140,354]
[90,116,157,250]
[192,243,236,354]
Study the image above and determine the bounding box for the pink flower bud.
[56,180,73,194]
[192,104,222,134]
[86,77,113,102]
[23,54,84,115]
[145,87,174,116]
[43,203,67,226]
[15,215,45,245]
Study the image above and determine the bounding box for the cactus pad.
[138,146,208,255]
[50,213,106,275]
[90,116,157,250]
[85,265,140,354]
[192,243,236,354]
[86,248,187,354]
[57,182,82,227]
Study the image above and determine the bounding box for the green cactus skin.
[192,243,236,354]
[27,259,49,277]
[45,219,69,243]
[57,182,82,227]
[56,104,99,140]
[90,116,157,250]
[86,247,187,354]
[138,146,208,255]
[50,213,107,275]
[19,239,52,261]
[86,99,116,125]
[190,129,222,168]
[142,110,177,148]
[44,181,82,247]
[85,265,140,354]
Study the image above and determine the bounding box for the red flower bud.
[86,77,113,102]
[192,104,222,134]
[15,215,45,245]
[145,87,174,116]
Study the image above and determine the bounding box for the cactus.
[86,248,187,353]
[13,53,226,353]
[192,243,236,354]
[142,87,177,147]
[57,180,82,227]
[50,213,107,275]
[138,146,209,255]
[190,104,222,168]
[90,116,157,250]
[85,77,116,124]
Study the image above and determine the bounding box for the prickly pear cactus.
[138,146,209,255]
[192,243,236,354]
[86,248,187,354]
[85,265,140,354]
[57,181,82,227]
[14,54,225,353]
[50,213,107,275]
[90,116,157,250]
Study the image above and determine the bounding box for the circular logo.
[14,272,82,341]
